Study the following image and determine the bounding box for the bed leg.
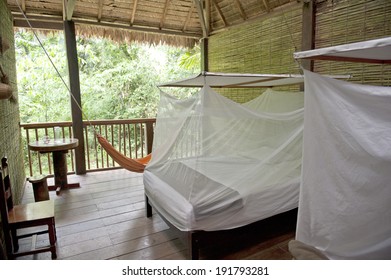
[145,195,153,217]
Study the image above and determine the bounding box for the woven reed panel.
[0,0,26,205]
[210,0,295,32]
[314,0,391,86]
[208,3,303,103]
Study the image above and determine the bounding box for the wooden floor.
[18,169,296,260]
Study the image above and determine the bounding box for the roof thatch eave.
[12,14,202,48]
[75,22,201,48]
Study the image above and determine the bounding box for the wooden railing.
[20,119,155,177]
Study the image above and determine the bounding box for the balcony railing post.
[145,122,154,154]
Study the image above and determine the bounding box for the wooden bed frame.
[145,195,297,259]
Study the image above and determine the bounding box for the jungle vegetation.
[15,30,200,123]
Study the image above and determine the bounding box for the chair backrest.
[1,157,57,260]
[0,157,14,227]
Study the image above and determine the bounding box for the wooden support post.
[200,37,209,72]
[301,0,316,72]
[64,20,86,175]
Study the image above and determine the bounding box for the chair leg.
[4,229,14,259]
[11,228,19,252]
[54,220,57,242]
[48,222,57,259]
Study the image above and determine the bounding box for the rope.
[13,1,152,171]
[14,0,96,131]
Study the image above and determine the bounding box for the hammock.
[96,134,151,173]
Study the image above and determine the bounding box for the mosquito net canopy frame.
[144,72,308,231]
[293,37,391,64]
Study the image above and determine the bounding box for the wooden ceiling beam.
[234,0,247,20]
[14,18,64,30]
[160,0,170,29]
[63,0,76,21]
[211,0,227,27]
[97,0,103,22]
[262,0,271,13]
[183,2,195,31]
[205,0,210,29]
[193,0,208,37]
[130,0,139,25]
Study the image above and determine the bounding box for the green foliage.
[179,44,201,71]
[16,31,70,123]
[15,30,200,123]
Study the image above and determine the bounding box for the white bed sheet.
[143,159,300,231]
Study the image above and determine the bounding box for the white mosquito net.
[144,86,304,231]
[296,70,391,259]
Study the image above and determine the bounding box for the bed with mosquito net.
[143,74,305,259]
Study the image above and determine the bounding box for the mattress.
[143,157,300,231]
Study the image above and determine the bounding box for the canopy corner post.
[301,0,316,72]
[64,20,86,175]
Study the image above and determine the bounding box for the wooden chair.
[0,157,57,259]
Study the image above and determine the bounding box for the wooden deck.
[19,169,296,260]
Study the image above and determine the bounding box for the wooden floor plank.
[65,230,179,260]
[18,169,296,260]
[59,235,114,259]
[158,249,189,260]
[109,218,170,245]
[100,208,146,226]
[58,223,109,247]
[113,238,187,260]
[97,201,146,219]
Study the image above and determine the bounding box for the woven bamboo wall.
[208,3,303,103]
[0,0,26,259]
[0,1,25,204]
[314,0,391,85]
[208,0,391,101]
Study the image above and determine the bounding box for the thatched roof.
[6,0,297,47]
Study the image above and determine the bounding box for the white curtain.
[297,70,391,259]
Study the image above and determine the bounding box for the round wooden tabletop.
[28,138,79,153]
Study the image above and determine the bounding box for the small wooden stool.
[28,175,50,202]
